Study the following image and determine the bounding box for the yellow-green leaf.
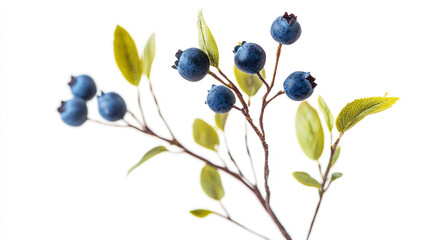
[193,119,219,151]
[197,10,219,67]
[141,33,156,79]
[190,209,215,218]
[336,96,399,133]
[114,25,142,86]
[296,101,324,160]
[331,146,341,167]
[234,66,264,97]
[214,113,228,131]
[293,172,321,188]
[330,172,343,183]
[318,96,334,132]
[127,146,168,175]
[200,165,224,200]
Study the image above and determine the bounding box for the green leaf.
[296,101,325,160]
[127,146,168,175]
[200,165,225,200]
[190,209,215,218]
[114,25,142,86]
[141,33,156,79]
[234,66,264,97]
[318,96,334,132]
[331,146,341,167]
[197,9,219,67]
[293,172,321,188]
[336,96,399,133]
[330,172,343,183]
[193,119,219,151]
[214,113,228,131]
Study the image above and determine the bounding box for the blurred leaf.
[331,146,341,167]
[330,172,343,183]
[200,165,224,200]
[127,146,168,175]
[296,101,324,160]
[336,96,399,133]
[293,172,321,188]
[193,119,219,151]
[214,113,228,131]
[197,9,219,67]
[141,33,156,79]
[234,66,264,97]
[318,96,334,132]
[114,25,142,86]
[190,209,215,218]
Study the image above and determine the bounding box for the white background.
[1,0,428,239]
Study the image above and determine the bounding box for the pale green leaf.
[141,33,156,79]
[114,25,142,86]
[200,165,224,200]
[330,172,343,183]
[234,66,264,97]
[197,10,219,67]
[296,101,324,160]
[336,96,399,133]
[318,96,334,132]
[127,146,168,175]
[331,146,341,167]
[190,209,215,218]
[193,119,219,151]
[293,172,321,188]
[214,113,229,131]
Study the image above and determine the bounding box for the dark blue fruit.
[283,71,316,101]
[206,85,236,114]
[233,41,266,74]
[271,12,302,45]
[97,92,127,121]
[58,98,88,126]
[172,48,210,82]
[69,75,97,101]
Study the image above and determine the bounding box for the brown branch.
[257,72,269,89]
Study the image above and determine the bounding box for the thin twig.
[87,118,128,128]
[245,121,258,186]
[223,132,244,177]
[266,91,284,105]
[137,88,148,127]
[127,110,143,127]
[216,213,270,240]
[257,72,269,89]
[219,201,231,219]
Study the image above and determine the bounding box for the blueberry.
[69,75,97,101]
[57,98,88,126]
[271,12,302,45]
[172,48,210,82]
[233,41,266,74]
[283,71,317,101]
[206,85,236,114]
[97,92,127,121]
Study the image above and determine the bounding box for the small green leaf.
[318,96,334,132]
[214,113,228,131]
[296,101,325,160]
[234,66,264,97]
[330,172,343,183]
[114,25,142,86]
[293,172,321,188]
[190,209,215,218]
[193,119,219,151]
[141,33,156,79]
[197,10,219,67]
[200,165,225,200]
[336,96,399,133]
[331,146,341,167]
[127,146,168,175]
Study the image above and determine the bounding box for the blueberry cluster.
[58,75,127,126]
[173,11,317,114]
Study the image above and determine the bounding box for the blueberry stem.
[245,120,258,186]
[215,211,270,240]
[137,88,148,127]
[222,131,247,180]
[127,110,144,127]
[257,72,269,89]
[87,118,129,128]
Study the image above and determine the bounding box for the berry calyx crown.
[282,12,297,24]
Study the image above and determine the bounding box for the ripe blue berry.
[172,48,210,82]
[283,71,317,101]
[97,92,127,121]
[233,41,266,74]
[206,85,236,114]
[69,75,97,101]
[58,98,88,126]
[271,12,302,45]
